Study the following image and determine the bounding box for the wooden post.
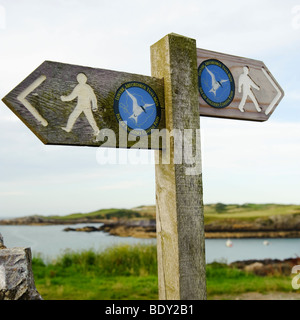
[151,33,207,300]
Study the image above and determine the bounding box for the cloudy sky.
[0,0,299,217]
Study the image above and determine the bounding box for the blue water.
[0,223,155,262]
[1,224,300,263]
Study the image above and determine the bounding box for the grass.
[36,274,158,300]
[33,244,158,300]
[204,203,300,223]
[39,203,300,225]
[32,244,299,300]
[47,208,144,221]
[206,262,293,297]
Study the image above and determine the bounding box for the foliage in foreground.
[33,244,158,300]
[32,244,298,300]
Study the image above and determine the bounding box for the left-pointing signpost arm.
[17,75,48,127]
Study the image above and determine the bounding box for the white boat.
[226,239,233,247]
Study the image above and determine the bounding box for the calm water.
[1,223,300,263]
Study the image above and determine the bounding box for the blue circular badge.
[198,59,235,108]
[114,82,161,136]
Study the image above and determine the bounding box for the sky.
[0,0,299,217]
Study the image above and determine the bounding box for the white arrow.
[261,67,282,116]
[17,75,48,126]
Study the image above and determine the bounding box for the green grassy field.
[204,203,300,223]
[47,208,146,221]
[40,203,300,224]
[33,244,158,300]
[32,244,299,300]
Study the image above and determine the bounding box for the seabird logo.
[113,82,161,136]
[198,59,235,108]
[205,66,229,97]
[126,89,154,124]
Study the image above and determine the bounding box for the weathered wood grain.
[197,48,284,121]
[2,61,165,149]
[151,33,207,300]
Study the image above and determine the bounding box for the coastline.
[98,225,300,239]
[2,206,300,239]
[3,218,299,239]
[2,217,300,239]
[66,221,300,239]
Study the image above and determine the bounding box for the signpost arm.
[151,33,207,300]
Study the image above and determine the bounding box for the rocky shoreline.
[204,214,300,238]
[2,213,300,239]
[63,219,300,239]
[230,256,300,276]
[63,219,157,239]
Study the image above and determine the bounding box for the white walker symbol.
[61,73,100,136]
[238,66,261,113]
[238,66,283,115]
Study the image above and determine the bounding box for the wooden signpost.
[151,34,206,300]
[1,33,284,301]
[197,48,284,121]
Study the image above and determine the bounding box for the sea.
[1,222,300,264]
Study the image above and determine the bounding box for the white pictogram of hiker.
[61,73,100,136]
[238,66,261,113]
